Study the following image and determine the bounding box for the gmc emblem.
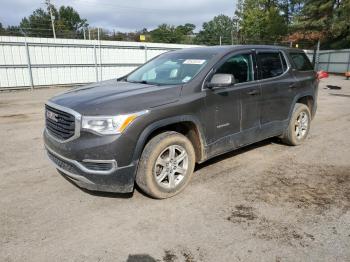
[46,110,59,122]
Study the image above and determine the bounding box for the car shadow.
[126,254,158,262]
[195,137,278,171]
[60,174,134,199]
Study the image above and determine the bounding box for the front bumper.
[45,144,137,193]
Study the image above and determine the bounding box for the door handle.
[289,83,297,89]
[247,90,259,96]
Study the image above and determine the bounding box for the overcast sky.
[0,0,237,32]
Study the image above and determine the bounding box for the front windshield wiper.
[127,80,161,86]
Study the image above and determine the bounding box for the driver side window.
[216,53,254,83]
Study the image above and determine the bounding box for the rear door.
[257,50,295,128]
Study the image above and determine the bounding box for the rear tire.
[136,131,196,199]
[281,103,311,146]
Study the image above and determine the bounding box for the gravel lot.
[1,75,350,262]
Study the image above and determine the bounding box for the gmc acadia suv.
[44,45,318,199]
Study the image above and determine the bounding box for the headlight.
[81,110,148,135]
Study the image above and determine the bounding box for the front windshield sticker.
[182,76,192,83]
[183,59,206,65]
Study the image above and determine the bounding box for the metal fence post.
[93,44,98,82]
[24,40,34,90]
[326,52,331,72]
[98,28,102,82]
[97,28,102,81]
[145,45,148,62]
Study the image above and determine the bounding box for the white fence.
[0,36,198,90]
[1,36,349,90]
[305,49,350,73]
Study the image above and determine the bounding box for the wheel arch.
[288,93,315,120]
[132,116,207,164]
[296,95,314,116]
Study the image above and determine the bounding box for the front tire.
[136,131,196,199]
[281,103,311,146]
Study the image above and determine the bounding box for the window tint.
[216,53,254,83]
[290,52,313,71]
[257,52,285,79]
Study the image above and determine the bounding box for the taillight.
[317,70,329,80]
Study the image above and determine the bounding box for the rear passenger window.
[290,52,313,71]
[257,52,286,79]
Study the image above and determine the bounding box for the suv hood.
[49,79,182,115]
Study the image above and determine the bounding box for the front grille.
[45,105,75,140]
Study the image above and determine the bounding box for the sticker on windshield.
[182,76,192,83]
[183,59,206,65]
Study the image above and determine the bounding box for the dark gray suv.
[44,45,318,199]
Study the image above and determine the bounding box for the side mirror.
[207,74,235,89]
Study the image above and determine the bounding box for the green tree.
[331,0,350,48]
[5,26,23,36]
[278,0,303,25]
[194,15,235,45]
[237,0,287,43]
[292,0,335,38]
[291,0,350,48]
[176,23,196,35]
[19,4,88,38]
[20,8,52,37]
[150,24,178,43]
[150,23,196,44]
[0,22,4,35]
[175,23,196,44]
[56,6,88,38]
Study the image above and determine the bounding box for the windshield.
[126,52,213,85]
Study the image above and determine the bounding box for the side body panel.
[286,51,318,117]
[201,50,262,158]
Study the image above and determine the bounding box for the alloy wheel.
[295,111,309,139]
[154,145,189,189]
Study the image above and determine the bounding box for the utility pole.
[231,30,234,45]
[219,36,222,46]
[231,16,237,46]
[46,0,56,39]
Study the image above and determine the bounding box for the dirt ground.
[0,75,350,262]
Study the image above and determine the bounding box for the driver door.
[203,51,261,150]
